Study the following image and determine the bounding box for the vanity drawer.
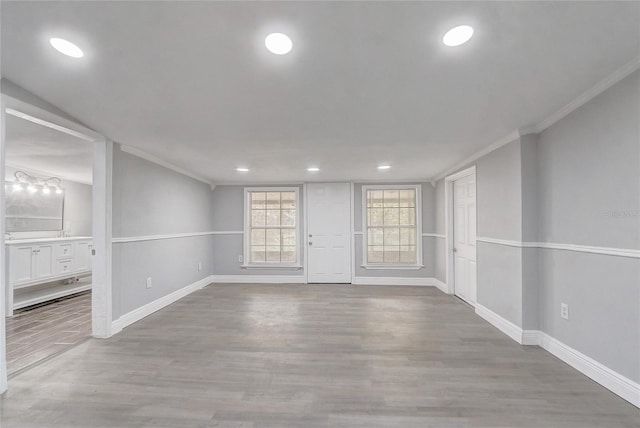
[55,243,74,259]
[54,259,74,275]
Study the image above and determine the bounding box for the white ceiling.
[1,1,638,183]
[4,114,93,185]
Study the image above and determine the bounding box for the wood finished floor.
[5,291,91,375]
[1,284,638,427]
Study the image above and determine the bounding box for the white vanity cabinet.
[5,237,92,315]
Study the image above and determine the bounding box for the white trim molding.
[422,233,446,239]
[536,331,640,408]
[352,277,436,287]
[476,236,640,259]
[434,131,520,181]
[212,275,305,284]
[432,57,640,183]
[112,276,213,334]
[361,264,424,270]
[444,166,477,295]
[243,186,302,269]
[432,278,448,294]
[474,303,640,408]
[361,184,423,270]
[476,237,534,248]
[521,56,640,135]
[475,303,524,344]
[535,242,640,259]
[120,145,212,186]
[112,231,243,244]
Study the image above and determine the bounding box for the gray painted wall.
[438,139,525,326]
[537,71,640,250]
[5,165,92,236]
[211,182,437,279]
[434,180,446,283]
[431,71,640,382]
[111,145,214,319]
[536,71,640,382]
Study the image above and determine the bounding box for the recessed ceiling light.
[377,165,391,170]
[443,25,474,47]
[307,167,320,172]
[265,33,293,55]
[49,38,84,58]
[236,167,249,172]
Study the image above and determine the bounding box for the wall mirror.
[4,108,93,233]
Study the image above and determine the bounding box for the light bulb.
[27,185,37,193]
[55,187,63,194]
[42,187,51,195]
[12,183,22,192]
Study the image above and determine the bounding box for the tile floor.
[5,290,91,375]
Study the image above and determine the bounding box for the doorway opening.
[445,166,477,306]
[0,95,112,391]
[3,108,94,375]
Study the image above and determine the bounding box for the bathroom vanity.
[5,236,92,316]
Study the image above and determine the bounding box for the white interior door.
[306,183,352,283]
[453,173,477,305]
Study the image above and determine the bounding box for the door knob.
[309,234,312,238]
[308,242,313,246]
[452,248,458,252]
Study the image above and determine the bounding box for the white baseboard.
[474,304,640,408]
[352,276,437,286]
[432,278,449,294]
[211,275,305,284]
[521,330,540,346]
[111,275,213,334]
[535,331,639,408]
[474,303,524,344]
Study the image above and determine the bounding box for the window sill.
[241,264,303,270]
[361,264,424,270]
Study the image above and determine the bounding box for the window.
[362,185,422,267]
[244,188,299,266]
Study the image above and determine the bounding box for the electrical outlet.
[146,277,152,289]
[238,255,243,263]
[198,262,202,272]
[560,302,569,320]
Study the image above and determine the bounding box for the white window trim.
[361,184,423,269]
[243,186,302,269]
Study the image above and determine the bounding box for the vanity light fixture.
[377,165,391,170]
[236,167,250,172]
[307,167,320,172]
[49,37,84,58]
[11,171,63,195]
[265,33,293,55]
[443,25,474,47]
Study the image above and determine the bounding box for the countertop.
[5,236,92,245]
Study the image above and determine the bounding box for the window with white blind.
[362,185,422,268]
[244,187,300,266]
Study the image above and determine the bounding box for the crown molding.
[521,56,640,135]
[431,56,640,183]
[119,145,212,186]
[432,129,521,181]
